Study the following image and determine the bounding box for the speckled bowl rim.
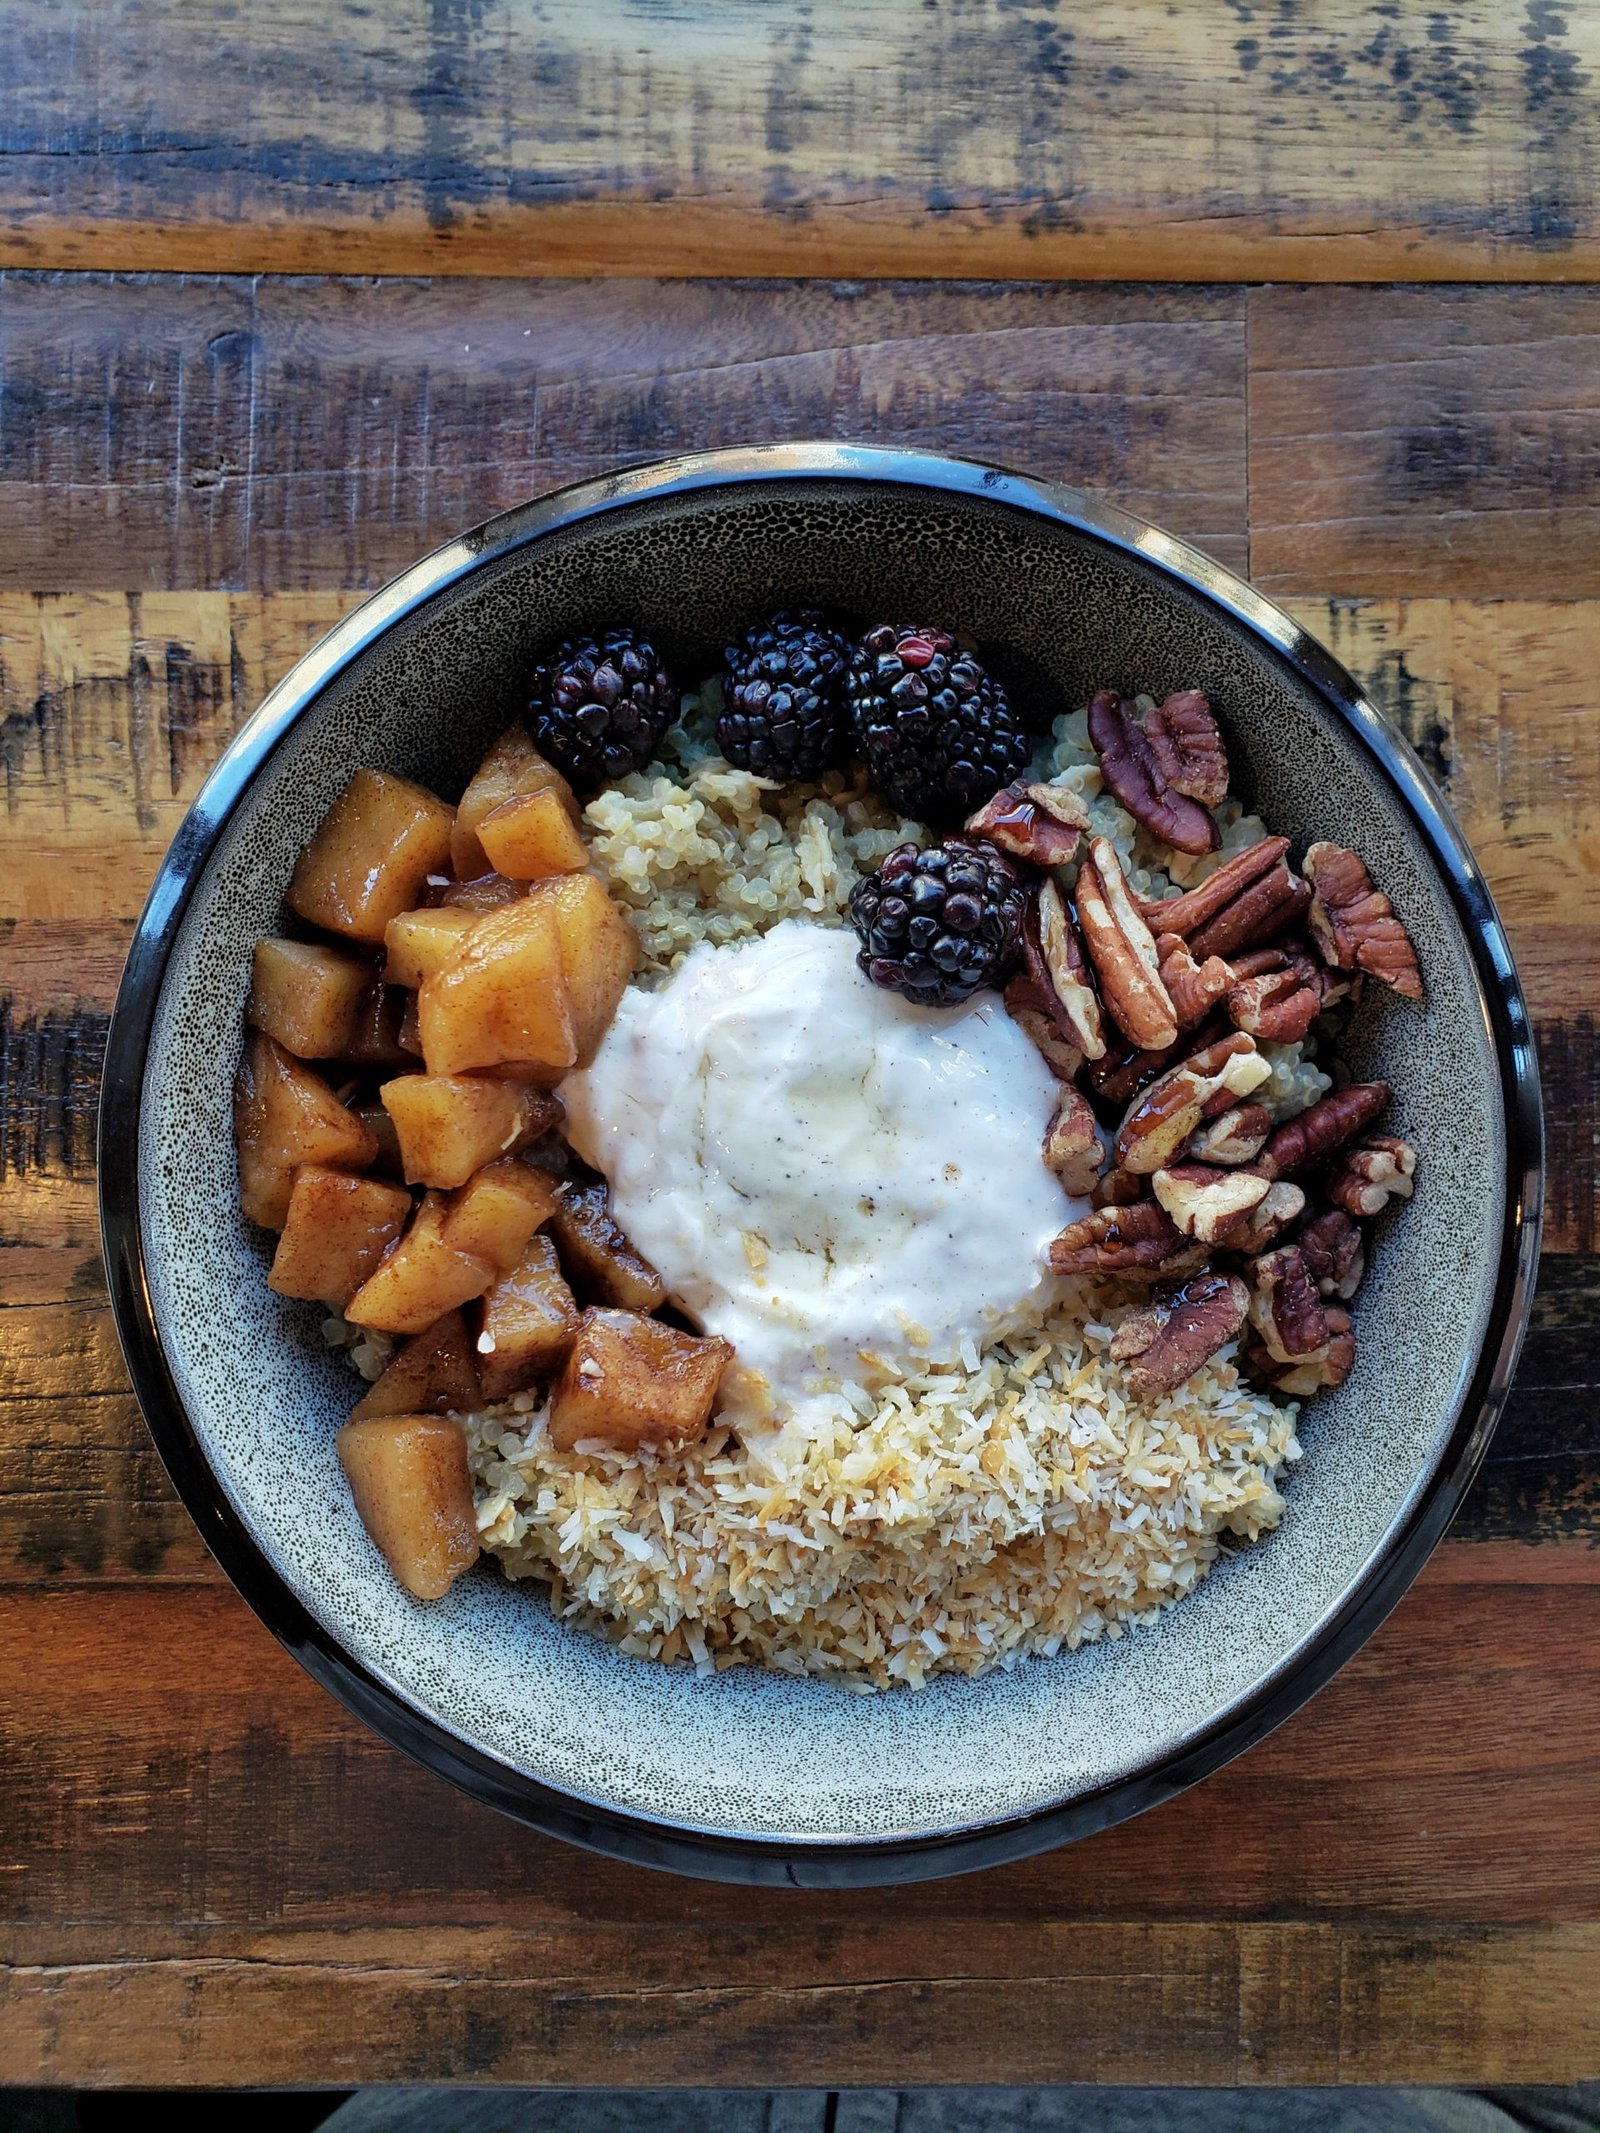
[99,443,1543,1888]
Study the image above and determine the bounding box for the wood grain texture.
[0,276,1249,590]
[3,3,1600,283]
[1252,287,1600,595]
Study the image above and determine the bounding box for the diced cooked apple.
[441,1158,562,1272]
[287,767,454,943]
[380,1073,560,1190]
[247,938,371,1059]
[528,872,637,1064]
[345,1191,496,1335]
[417,898,577,1077]
[452,725,579,879]
[342,982,413,1070]
[234,1032,379,1229]
[439,872,527,912]
[478,787,590,881]
[349,1308,482,1421]
[336,1412,480,1600]
[548,1308,732,1454]
[477,1235,582,1402]
[384,906,480,989]
[266,1166,414,1308]
[548,1177,665,1312]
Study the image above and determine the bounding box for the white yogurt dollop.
[561,920,1086,1429]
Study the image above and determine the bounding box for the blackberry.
[527,628,679,792]
[718,608,852,781]
[848,837,1026,1007]
[845,625,1031,824]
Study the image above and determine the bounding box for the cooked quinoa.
[443,690,1308,1690]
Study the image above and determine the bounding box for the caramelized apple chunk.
[452,725,579,880]
[441,1159,562,1273]
[417,898,578,1077]
[267,1166,413,1308]
[234,1032,379,1229]
[548,1308,733,1454]
[477,787,590,880]
[548,1177,666,1312]
[344,1192,496,1335]
[349,1309,482,1421]
[477,1234,582,1401]
[530,872,637,1065]
[247,939,371,1060]
[380,1073,560,1190]
[286,767,454,943]
[383,907,480,989]
[341,982,413,1071]
[336,1413,480,1600]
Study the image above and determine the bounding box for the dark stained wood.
[3,3,1600,284]
[1252,288,1600,596]
[0,277,1250,591]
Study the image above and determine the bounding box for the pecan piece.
[1092,1166,1146,1209]
[1074,838,1178,1051]
[1087,691,1220,856]
[1145,690,1230,811]
[1156,933,1234,1031]
[1257,1308,1355,1397]
[1043,1086,1106,1197]
[1257,1083,1390,1181]
[965,778,1088,869]
[1327,1134,1416,1218]
[1226,1181,1305,1254]
[1189,864,1311,963]
[1247,1244,1329,1366]
[1298,1207,1366,1299]
[1114,1033,1273,1176]
[1003,974,1084,1083]
[1046,1201,1203,1279]
[1304,843,1423,1000]
[1227,945,1328,1044]
[1190,1099,1273,1166]
[1152,1162,1271,1245]
[1140,838,1289,939]
[1111,1270,1250,1399]
[1036,879,1106,1060]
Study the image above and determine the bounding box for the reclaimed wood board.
[2,267,1598,2087]
[4,2,1600,283]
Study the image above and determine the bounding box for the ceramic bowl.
[99,445,1542,1886]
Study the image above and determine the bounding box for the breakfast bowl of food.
[99,443,1541,1885]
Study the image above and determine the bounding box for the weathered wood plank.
[6,1919,1600,2087]
[0,276,1250,591]
[1252,288,1600,596]
[2,1576,1598,1931]
[3,3,1600,283]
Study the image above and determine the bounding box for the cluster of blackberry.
[525,607,1038,1007]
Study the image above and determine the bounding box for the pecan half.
[1140,838,1289,939]
[1074,838,1178,1051]
[965,778,1088,869]
[1226,945,1328,1044]
[1036,879,1106,1060]
[1114,1033,1273,1176]
[1043,1086,1106,1196]
[1257,1307,1355,1397]
[1225,1180,1306,1254]
[1247,1244,1330,1366]
[1145,690,1230,811]
[1111,1270,1250,1399]
[1189,864,1311,963]
[1087,691,1220,855]
[1152,1163,1271,1245]
[1189,1099,1273,1166]
[1297,1207,1366,1299]
[1327,1134,1417,1218]
[1156,933,1234,1031]
[1256,1083,1390,1181]
[1003,974,1084,1083]
[1092,1167,1146,1209]
[1046,1201,1203,1279]
[1304,843,1423,1000]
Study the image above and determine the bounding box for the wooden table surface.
[3,0,1600,2094]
